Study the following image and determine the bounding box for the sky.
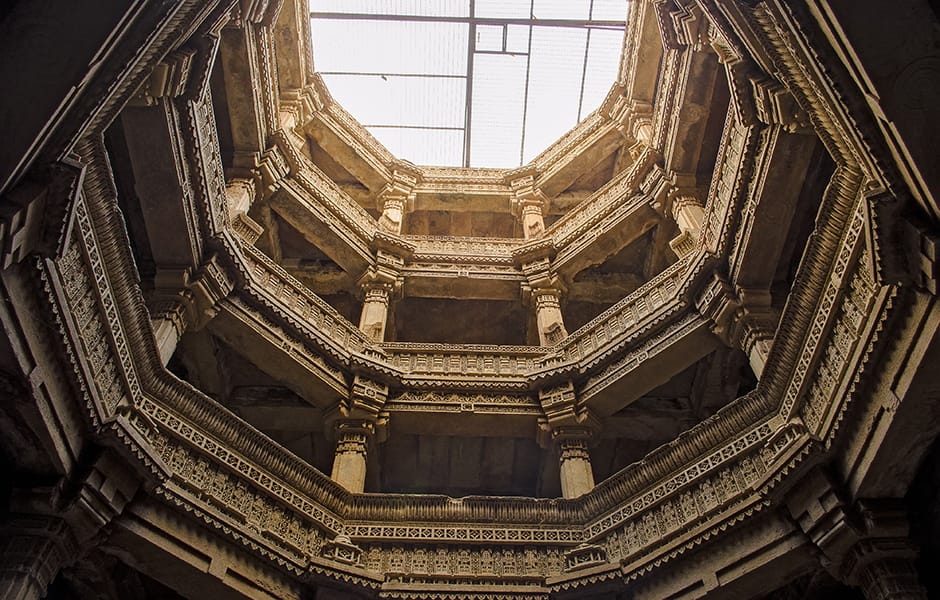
[310,0,628,168]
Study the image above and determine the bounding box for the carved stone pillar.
[226,178,264,243]
[377,166,418,235]
[533,288,568,346]
[357,255,402,342]
[669,193,705,258]
[556,431,595,500]
[854,555,927,600]
[510,173,546,239]
[0,451,138,600]
[536,382,598,499]
[150,299,187,365]
[0,516,74,600]
[358,280,393,342]
[330,420,373,493]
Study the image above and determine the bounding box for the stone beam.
[107,500,308,599]
[209,298,348,408]
[582,317,720,417]
[267,183,373,274]
[730,125,819,289]
[120,103,203,270]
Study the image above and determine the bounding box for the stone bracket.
[1,158,84,268]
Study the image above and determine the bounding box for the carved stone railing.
[404,235,518,264]
[381,342,546,386]
[235,227,706,394]
[539,255,697,371]
[547,145,659,256]
[531,111,615,186]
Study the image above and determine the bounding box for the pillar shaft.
[558,438,595,499]
[358,284,391,341]
[378,196,406,235]
[533,289,567,346]
[0,517,74,600]
[520,201,545,239]
[858,557,927,600]
[331,424,371,493]
[150,300,186,366]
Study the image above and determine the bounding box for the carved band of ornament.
[702,111,757,255]
[546,146,657,246]
[801,239,879,435]
[583,419,778,543]
[532,113,609,178]
[533,289,562,311]
[780,200,868,421]
[391,391,538,407]
[348,526,583,547]
[59,199,143,417]
[546,256,690,368]
[559,439,591,462]
[335,434,368,455]
[136,397,344,535]
[185,96,229,236]
[362,287,391,305]
[405,235,519,260]
[403,264,523,279]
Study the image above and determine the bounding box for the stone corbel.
[127,48,197,107]
[667,188,706,258]
[376,164,420,235]
[1,158,83,268]
[151,254,234,337]
[695,275,778,377]
[225,178,264,244]
[277,88,319,133]
[257,132,294,194]
[751,78,812,134]
[783,468,928,597]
